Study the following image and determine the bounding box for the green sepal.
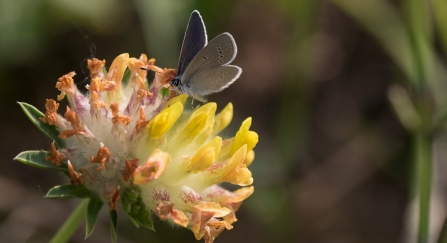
[123,188,139,202]
[122,200,131,213]
[135,209,154,230]
[109,210,118,243]
[126,206,154,231]
[14,150,68,172]
[86,196,104,238]
[122,187,154,231]
[127,215,140,228]
[18,102,65,148]
[45,184,92,198]
[130,204,141,215]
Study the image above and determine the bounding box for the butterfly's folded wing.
[186,65,242,97]
[182,33,238,79]
[177,10,207,77]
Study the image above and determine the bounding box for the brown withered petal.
[45,142,65,166]
[90,145,110,171]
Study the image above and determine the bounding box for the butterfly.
[170,10,242,101]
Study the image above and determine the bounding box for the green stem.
[437,217,447,243]
[415,132,432,243]
[50,199,89,243]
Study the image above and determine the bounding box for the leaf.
[45,184,92,198]
[127,215,140,228]
[330,0,416,82]
[109,210,118,243]
[14,150,68,172]
[18,102,65,148]
[86,196,104,238]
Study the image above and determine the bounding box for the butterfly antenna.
[140,67,175,79]
[77,58,91,85]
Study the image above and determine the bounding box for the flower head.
[16,53,257,242]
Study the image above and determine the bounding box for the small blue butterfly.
[170,10,242,101]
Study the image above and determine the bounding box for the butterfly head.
[170,77,182,87]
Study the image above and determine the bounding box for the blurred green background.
[2,0,447,242]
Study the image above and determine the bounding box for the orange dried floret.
[137,89,153,99]
[135,73,152,98]
[156,202,189,227]
[90,145,110,171]
[122,158,139,182]
[203,220,233,243]
[109,186,120,211]
[87,58,106,79]
[56,72,76,101]
[100,80,117,91]
[110,103,131,126]
[45,142,65,166]
[68,161,82,185]
[128,56,148,79]
[192,210,215,240]
[135,108,149,133]
[59,106,86,138]
[39,99,59,125]
[147,58,155,65]
[88,78,113,110]
[89,90,106,110]
[89,77,101,93]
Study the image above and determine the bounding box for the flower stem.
[50,199,89,243]
[415,132,432,243]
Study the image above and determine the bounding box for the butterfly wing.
[184,65,242,97]
[177,10,208,77]
[182,33,237,74]
[180,33,241,96]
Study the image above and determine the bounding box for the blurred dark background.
[1,0,439,242]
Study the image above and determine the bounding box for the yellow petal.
[146,102,183,139]
[244,150,255,167]
[164,94,188,109]
[189,137,222,172]
[217,118,258,161]
[133,149,170,185]
[183,103,216,138]
[212,103,233,135]
[106,53,129,85]
[233,117,259,153]
[221,145,253,186]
